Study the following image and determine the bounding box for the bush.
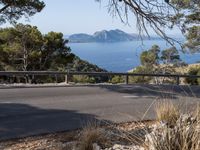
[129,66,153,84]
[145,102,200,150]
[79,122,107,150]
[73,75,96,84]
[185,66,200,85]
[110,76,124,84]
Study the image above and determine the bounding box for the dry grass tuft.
[193,103,200,120]
[79,122,106,150]
[145,101,200,150]
[155,100,180,126]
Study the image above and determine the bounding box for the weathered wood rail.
[0,71,200,85]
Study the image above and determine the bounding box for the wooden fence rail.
[0,71,200,85]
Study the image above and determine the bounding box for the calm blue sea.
[69,40,200,72]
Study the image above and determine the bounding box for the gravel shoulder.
[0,121,155,150]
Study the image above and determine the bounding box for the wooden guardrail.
[0,71,200,85]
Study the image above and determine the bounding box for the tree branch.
[0,4,10,13]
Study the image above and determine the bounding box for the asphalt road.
[0,84,199,140]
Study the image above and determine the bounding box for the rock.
[104,144,144,150]
[176,114,195,125]
[93,143,102,150]
[64,141,78,150]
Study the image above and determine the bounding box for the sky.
[2,0,183,36]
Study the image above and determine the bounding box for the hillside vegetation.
[0,24,107,83]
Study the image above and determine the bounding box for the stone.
[93,143,102,150]
[64,141,78,150]
[104,144,144,150]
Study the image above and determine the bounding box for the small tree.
[161,47,181,65]
[40,32,72,70]
[140,45,160,67]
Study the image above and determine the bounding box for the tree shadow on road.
[0,103,110,141]
[95,84,200,98]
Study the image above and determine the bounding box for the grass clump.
[145,101,200,150]
[79,122,107,150]
[155,100,180,126]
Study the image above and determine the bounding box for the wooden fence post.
[55,75,58,83]
[65,72,70,84]
[125,75,129,85]
[176,76,180,85]
[65,75,68,84]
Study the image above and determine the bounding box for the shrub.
[129,66,153,84]
[185,66,200,85]
[145,101,200,150]
[73,75,96,84]
[110,76,124,84]
[79,122,107,150]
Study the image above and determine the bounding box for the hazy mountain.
[68,33,94,43]
[93,29,137,42]
[68,29,144,43]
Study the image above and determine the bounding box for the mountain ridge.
[68,29,160,43]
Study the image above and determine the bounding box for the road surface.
[0,84,199,140]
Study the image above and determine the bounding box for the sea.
[69,39,200,72]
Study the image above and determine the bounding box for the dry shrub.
[79,122,107,150]
[146,123,200,150]
[145,101,200,150]
[155,100,180,126]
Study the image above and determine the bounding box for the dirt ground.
[0,121,156,150]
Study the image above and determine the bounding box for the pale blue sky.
[2,0,182,36]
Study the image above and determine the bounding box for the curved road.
[0,84,199,140]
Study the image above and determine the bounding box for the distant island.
[67,29,160,43]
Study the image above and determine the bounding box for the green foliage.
[110,47,163,83]
[0,24,43,70]
[184,26,200,53]
[73,75,96,84]
[0,24,108,83]
[0,24,109,84]
[110,76,124,84]
[161,47,181,65]
[41,31,72,70]
[71,56,108,83]
[185,66,200,85]
[72,56,107,72]
[132,45,183,84]
[140,51,155,66]
[140,45,182,70]
[0,24,72,71]
[129,66,153,83]
[0,62,4,71]
[140,45,160,67]
[0,0,45,24]
[171,0,200,52]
